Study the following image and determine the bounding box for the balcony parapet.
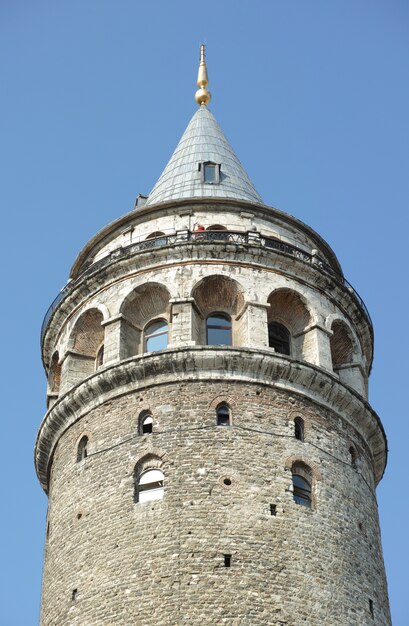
[41,230,372,361]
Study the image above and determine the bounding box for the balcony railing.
[41,229,372,347]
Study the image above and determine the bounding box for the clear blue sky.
[1,1,408,624]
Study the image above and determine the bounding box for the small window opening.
[294,417,304,442]
[46,521,50,538]
[268,322,291,355]
[349,446,358,469]
[223,554,231,567]
[141,415,153,434]
[76,436,89,463]
[216,404,230,426]
[270,504,277,516]
[137,469,164,503]
[369,599,374,619]
[71,589,78,602]
[95,344,104,369]
[223,478,232,486]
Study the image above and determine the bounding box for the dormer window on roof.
[199,161,221,185]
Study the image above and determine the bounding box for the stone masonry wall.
[41,381,391,626]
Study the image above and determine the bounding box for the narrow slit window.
[294,417,304,442]
[223,554,231,567]
[369,599,374,619]
[270,504,277,516]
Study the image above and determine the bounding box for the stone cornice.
[35,347,387,493]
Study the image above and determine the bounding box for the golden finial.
[195,44,211,106]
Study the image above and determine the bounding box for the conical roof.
[145,106,262,206]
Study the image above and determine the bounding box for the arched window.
[77,436,89,463]
[294,417,304,442]
[140,413,153,435]
[95,344,104,369]
[268,322,290,355]
[144,319,168,352]
[292,474,311,507]
[291,463,312,508]
[137,469,164,503]
[216,404,230,426]
[206,314,232,346]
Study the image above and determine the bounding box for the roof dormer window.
[199,161,221,185]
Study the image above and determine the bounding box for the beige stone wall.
[38,198,389,625]
[41,381,390,626]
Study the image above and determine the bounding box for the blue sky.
[1,1,408,624]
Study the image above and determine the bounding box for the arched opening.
[206,313,232,346]
[144,319,168,352]
[77,436,89,463]
[191,275,245,346]
[139,412,153,435]
[291,462,312,508]
[120,283,171,358]
[216,403,231,426]
[206,224,227,230]
[66,309,105,387]
[267,290,311,360]
[268,322,291,355]
[136,469,164,503]
[294,417,305,442]
[330,320,355,367]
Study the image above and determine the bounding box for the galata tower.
[36,46,391,625]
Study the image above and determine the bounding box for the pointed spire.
[195,44,211,106]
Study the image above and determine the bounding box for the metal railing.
[41,229,372,347]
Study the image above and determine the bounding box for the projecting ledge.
[35,347,387,492]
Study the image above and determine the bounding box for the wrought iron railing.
[41,229,372,347]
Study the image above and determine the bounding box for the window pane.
[145,320,168,352]
[139,469,163,485]
[204,164,216,183]
[146,332,168,351]
[207,327,231,346]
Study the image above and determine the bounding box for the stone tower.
[36,48,391,625]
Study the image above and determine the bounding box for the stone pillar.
[236,302,269,348]
[335,363,367,398]
[60,352,95,394]
[294,323,333,370]
[101,316,122,365]
[170,298,196,346]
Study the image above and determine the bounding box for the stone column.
[236,302,269,348]
[169,298,197,346]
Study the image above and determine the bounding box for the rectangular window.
[223,554,231,567]
[204,164,216,183]
[270,504,277,516]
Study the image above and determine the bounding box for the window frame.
[206,312,232,346]
[216,403,231,426]
[136,468,165,503]
[144,318,169,353]
[199,161,221,185]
